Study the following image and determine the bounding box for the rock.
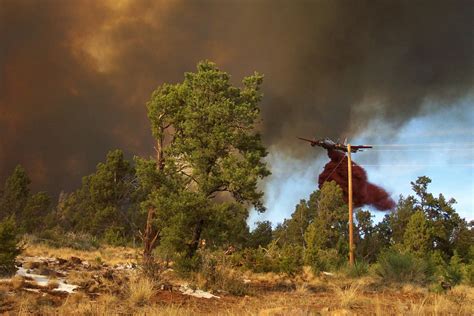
[56,258,68,265]
[441,281,452,290]
[70,257,82,265]
[161,283,173,291]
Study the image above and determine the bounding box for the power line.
[368,148,474,152]
[370,142,474,147]
[360,164,474,167]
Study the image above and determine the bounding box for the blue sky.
[249,97,473,227]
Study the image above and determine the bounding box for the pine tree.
[0,217,21,276]
[0,165,30,220]
[403,210,432,257]
[143,61,270,260]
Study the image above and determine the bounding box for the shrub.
[242,247,277,273]
[174,252,202,276]
[443,252,463,286]
[193,250,249,296]
[463,261,474,286]
[305,248,344,273]
[345,260,369,278]
[36,229,100,250]
[375,250,426,283]
[278,244,303,276]
[103,227,127,246]
[0,216,22,276]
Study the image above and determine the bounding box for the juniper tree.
[304,181,347,270]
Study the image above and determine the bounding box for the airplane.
[297,137,372,153]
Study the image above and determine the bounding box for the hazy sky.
[1,0,473,223]
[249,97,474,226]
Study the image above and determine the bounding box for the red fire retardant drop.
[318,149,395,211]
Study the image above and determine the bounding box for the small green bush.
[443,252,463,286]
[463,261,474,286]
[375,250,426,283]
[0,217,22,276]
[241,242,303,275]
[306,248,344,273]
[242,247,277,273]
[174,253,202,276]
[345,260,369,278]
[36,229,100,250]
[191,250,249,296]
[103,227,127,246]
[278,244,303,276]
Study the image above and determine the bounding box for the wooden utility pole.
[347,144,354,266]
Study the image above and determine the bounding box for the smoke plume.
[0,0,473,193]
[319,150,395,211]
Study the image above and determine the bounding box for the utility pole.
[347,144,354,266]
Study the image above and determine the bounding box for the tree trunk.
[186,219,204,258]
[142,138,166,265]
[142,207,159,266]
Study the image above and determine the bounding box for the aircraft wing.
[350,145,373,152]
[297,137,318,146]
[352,145,373,149]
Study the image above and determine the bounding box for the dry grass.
[330,280,366,309]
[22,243,138,266]
[46,277,59,290]
[128,275,155,307]
[10,244,474,315]
[11,275,25,290]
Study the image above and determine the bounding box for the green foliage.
[403,210,432,257]
[0,165,30,220]
[36,229,99,250]
[144,60,270,258]
[103,227,128,246]
[277,244,303,276]
[273,190,319,248]
[195,250,249,296]
[60,150,140,241]
[464,261,474,286]
[443,252,463,285]
[247,221,272,249]
[240,241,303,275]
[304,181,347,272]
[242,246,277,273]
[344,260,369,278]
[0,217,22,276]
[0,165,52,235]
[375,250,426,283]
[21,192,51,233]
[409,176,464,258]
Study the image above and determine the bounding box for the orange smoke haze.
[1,0,473,193]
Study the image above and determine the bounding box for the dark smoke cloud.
[0,0,473,194]
[319,150,395,211]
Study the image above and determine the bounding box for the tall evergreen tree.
[0,165,31,219]
[403,210,432,257]
[143,61,270,260]
[61,150,139,241]
[304,181,347,270]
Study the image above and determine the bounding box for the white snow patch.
[179,284,220,299]
[16,267,78,293]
